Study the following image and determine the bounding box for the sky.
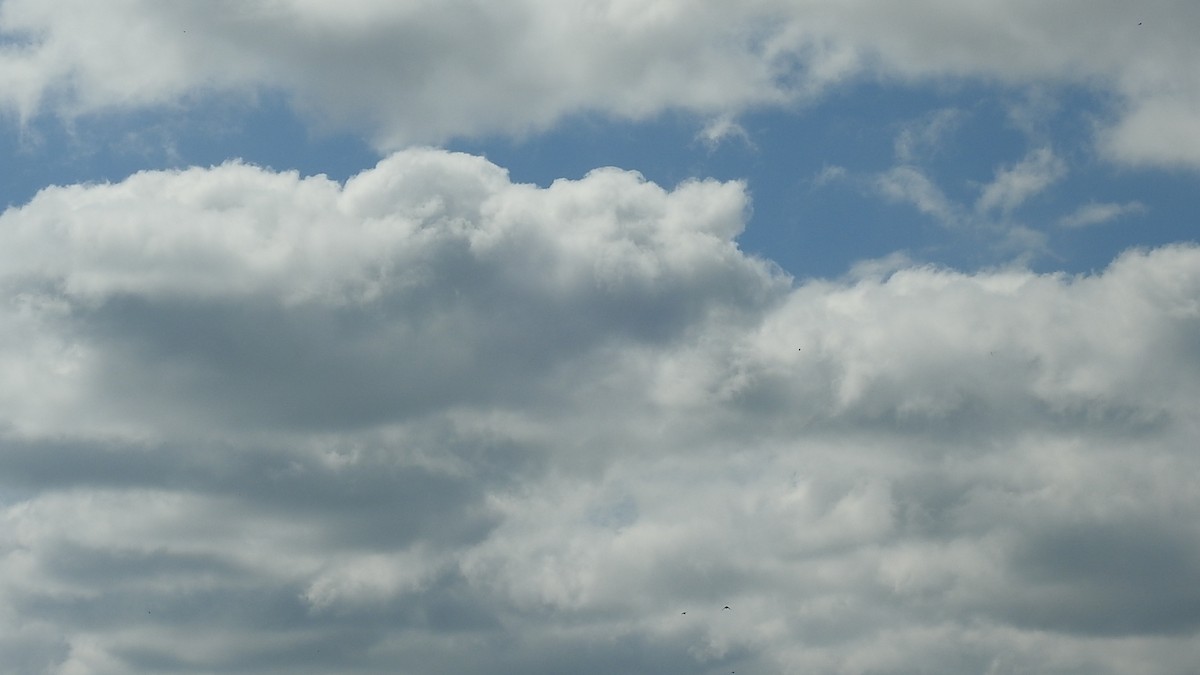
[1,2,1199,674]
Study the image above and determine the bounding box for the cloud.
[0,0,811,145]
[0,148,776,436]
[975,147,1067,214]
[3,1,1200,166]
[810,164,848,187]
[893,108,965,163]
[1058,200,1147,228]
[1099,94,1200,168]
[874,164,960,224]
[2,150,1200,673]
[696,113,753,150]
[868,142,1067,260]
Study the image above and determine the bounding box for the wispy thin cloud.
[1058,200,1147,228]
[811,163,849,187]
[893,108,965,163]
[696,113,754,150]
[875,164,959,224]
[975,147,1067,213]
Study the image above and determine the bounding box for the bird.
[723,606,731,610]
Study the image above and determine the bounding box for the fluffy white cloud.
[1101,93,1200,167]
[0,148,773,437]
[1,150,1199,673]
[3,1,1200,166]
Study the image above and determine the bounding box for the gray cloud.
[4,1,1200,166]
[1003,519,1200,636]
[2,153,1199,673]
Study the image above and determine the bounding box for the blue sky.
[2,3,1200,674]
[6,79,1194,280]
[7,78,1196,285]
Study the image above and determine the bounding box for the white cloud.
[0,148,777,437]
[696,113,753,150]
[1,0,807,145]
[2,152,1200,673]
[975,147,1067,214]
[3,1,1200,166]
[868,142,1066,260]
[1099,93,1200,168]
[893,108,964,163]
[1058,200,1147,228]
[875,164,960,224]
[810,163,848,187]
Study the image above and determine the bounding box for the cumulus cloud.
[1,150,1199,673]
[1100,94,1200,168]
[3,1,1200,166]
[0,0,809,145]
[0,148,773,436]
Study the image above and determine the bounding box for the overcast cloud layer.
[3,0,1200,166]
[2,2,1200,674]
[1,151,1199,674]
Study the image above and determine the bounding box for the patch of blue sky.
[1,90,376,209]
[453,78,1195,279]
[449,94,934,280]
[2,78,1193,281]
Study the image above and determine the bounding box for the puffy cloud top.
[0,148,779,436]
